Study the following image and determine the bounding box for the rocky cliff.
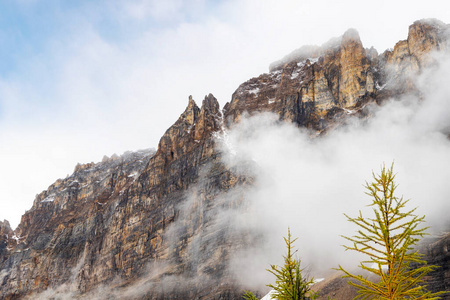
[224,28,379,129]
[224,19,449,131]
[0,19,449,299]
[0,220,13,262]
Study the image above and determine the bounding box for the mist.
[3,0,450,229]
[23,34,450,300]
[31,52,450,299]
[215,51,450,289]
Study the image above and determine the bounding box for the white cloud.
[219,53,450,288]
[1,0,450,230]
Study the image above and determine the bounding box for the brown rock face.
[0,220,13,262]
[0,20,449,299]
[384,19,450,95]
[224,20,450,131]
[422,233,450,297]
[223,28,379,130]
[338,29,373,107]
[408,19,448,66]
[0,149,155,298]
[0,94,249,299]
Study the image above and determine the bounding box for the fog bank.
[219,52,450,288]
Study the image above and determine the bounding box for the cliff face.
[0,94,250,299]
[223,19,449,131]
[384,19,449,95]
[0,20,449,299]
[423,234,450,296]
[223,28,378,130]
[0,220,13,262]
[0,149,155,297]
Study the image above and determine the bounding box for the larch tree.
[338,163,444,299]
[242,290,259,300]
[267,228,318,300]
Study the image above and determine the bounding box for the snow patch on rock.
[42,195,55,203]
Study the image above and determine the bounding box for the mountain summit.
[1,19,449,299]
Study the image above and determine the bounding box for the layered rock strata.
[0,220,13,263]
[0,19,449,299]
[384,19,449,96]
[224,19,449,130]
[1,94,250,299]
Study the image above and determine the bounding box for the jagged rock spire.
[1,20,449,300]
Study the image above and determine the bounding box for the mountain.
[0,19,449,299]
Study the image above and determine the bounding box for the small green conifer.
[242,290,259,300]
[267,228,318,300]
[338,163,444,299]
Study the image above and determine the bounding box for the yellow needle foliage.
[267,228,318,300]
[338,164,444,299]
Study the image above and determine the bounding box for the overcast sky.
[1,0,450,228]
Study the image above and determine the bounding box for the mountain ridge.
[1,19,449,299]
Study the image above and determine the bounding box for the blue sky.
[1,0,450,227]
[0,0,220,66]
